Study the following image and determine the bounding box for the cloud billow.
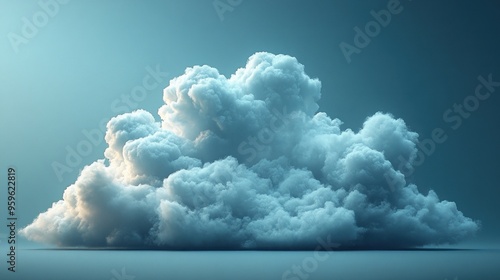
[21,52,479,249]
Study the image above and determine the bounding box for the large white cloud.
[21,52,479,249]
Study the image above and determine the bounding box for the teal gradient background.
[0,0,499,278]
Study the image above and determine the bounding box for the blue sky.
[1,0,499,248]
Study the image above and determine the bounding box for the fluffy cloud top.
[21,52,479,249]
